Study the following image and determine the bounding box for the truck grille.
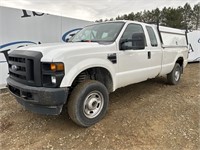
[8,50,43,86]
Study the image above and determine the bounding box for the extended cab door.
[144,25,162,77]
[116,23,162,88]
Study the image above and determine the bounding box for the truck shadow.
[1,76,169,132]
[43,76,168,128]
[110,76,167,104]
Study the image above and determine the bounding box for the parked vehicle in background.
[5,20,188,127]
[0,6,92,88]
[187,30,200,62]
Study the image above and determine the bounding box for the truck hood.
[17,42,112,61]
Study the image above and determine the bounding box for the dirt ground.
[0,63,200,150]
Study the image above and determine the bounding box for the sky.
[0,0,199,21]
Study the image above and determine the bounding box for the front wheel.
[167,63,182,85]
[67,80,109,127]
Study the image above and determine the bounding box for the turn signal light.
[50,64,56,71]
[50,63,64,71]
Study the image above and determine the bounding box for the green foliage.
[95,3,200,30]
[192,4,200,30]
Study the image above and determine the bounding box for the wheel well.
[176,57,184,73]
[176,57,184,67]
[72,67,113,93]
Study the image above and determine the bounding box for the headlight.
[42,62,65,87]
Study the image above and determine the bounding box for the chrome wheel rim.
[83,91,104,119]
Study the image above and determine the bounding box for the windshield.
[71,22,125,42]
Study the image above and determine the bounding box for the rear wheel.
[167,63,182,85]
[67,80,109,127]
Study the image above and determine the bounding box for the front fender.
[60,58,116,91]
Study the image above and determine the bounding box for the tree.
[151,8,160,23]
[128,12,135,21]
[96,3,199,30]
[142,10,152,23]
[192,3,200,30]
[182,3,193,29]
[95,19,103,22]
[134,12,143,22]
[158,7,184,29]
[116,15,122,20]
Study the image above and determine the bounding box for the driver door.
[117,23,149,87]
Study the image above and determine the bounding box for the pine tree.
[192,3,200,30]
[97,3,199,30]
[182,3,193,29]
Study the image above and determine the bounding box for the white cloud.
[0,0,199,21]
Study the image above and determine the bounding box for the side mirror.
[119,33,145,50]
[65,33,76,42]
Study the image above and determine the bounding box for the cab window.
[146,26,158,47]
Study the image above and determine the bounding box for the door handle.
[148,51,151,59]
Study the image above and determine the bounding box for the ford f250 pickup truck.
[5,21,188,127]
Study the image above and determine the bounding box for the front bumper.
[7,77,69,115]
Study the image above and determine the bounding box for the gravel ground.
[0,63,200,150]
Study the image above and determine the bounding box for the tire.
[167,63,182,85]
[67,80,109,127]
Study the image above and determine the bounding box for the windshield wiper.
[75,40,98,43]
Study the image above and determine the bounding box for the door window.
[121,24,146,49]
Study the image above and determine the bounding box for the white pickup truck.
[5,21,188,127]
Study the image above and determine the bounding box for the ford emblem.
[11,65,18,71]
